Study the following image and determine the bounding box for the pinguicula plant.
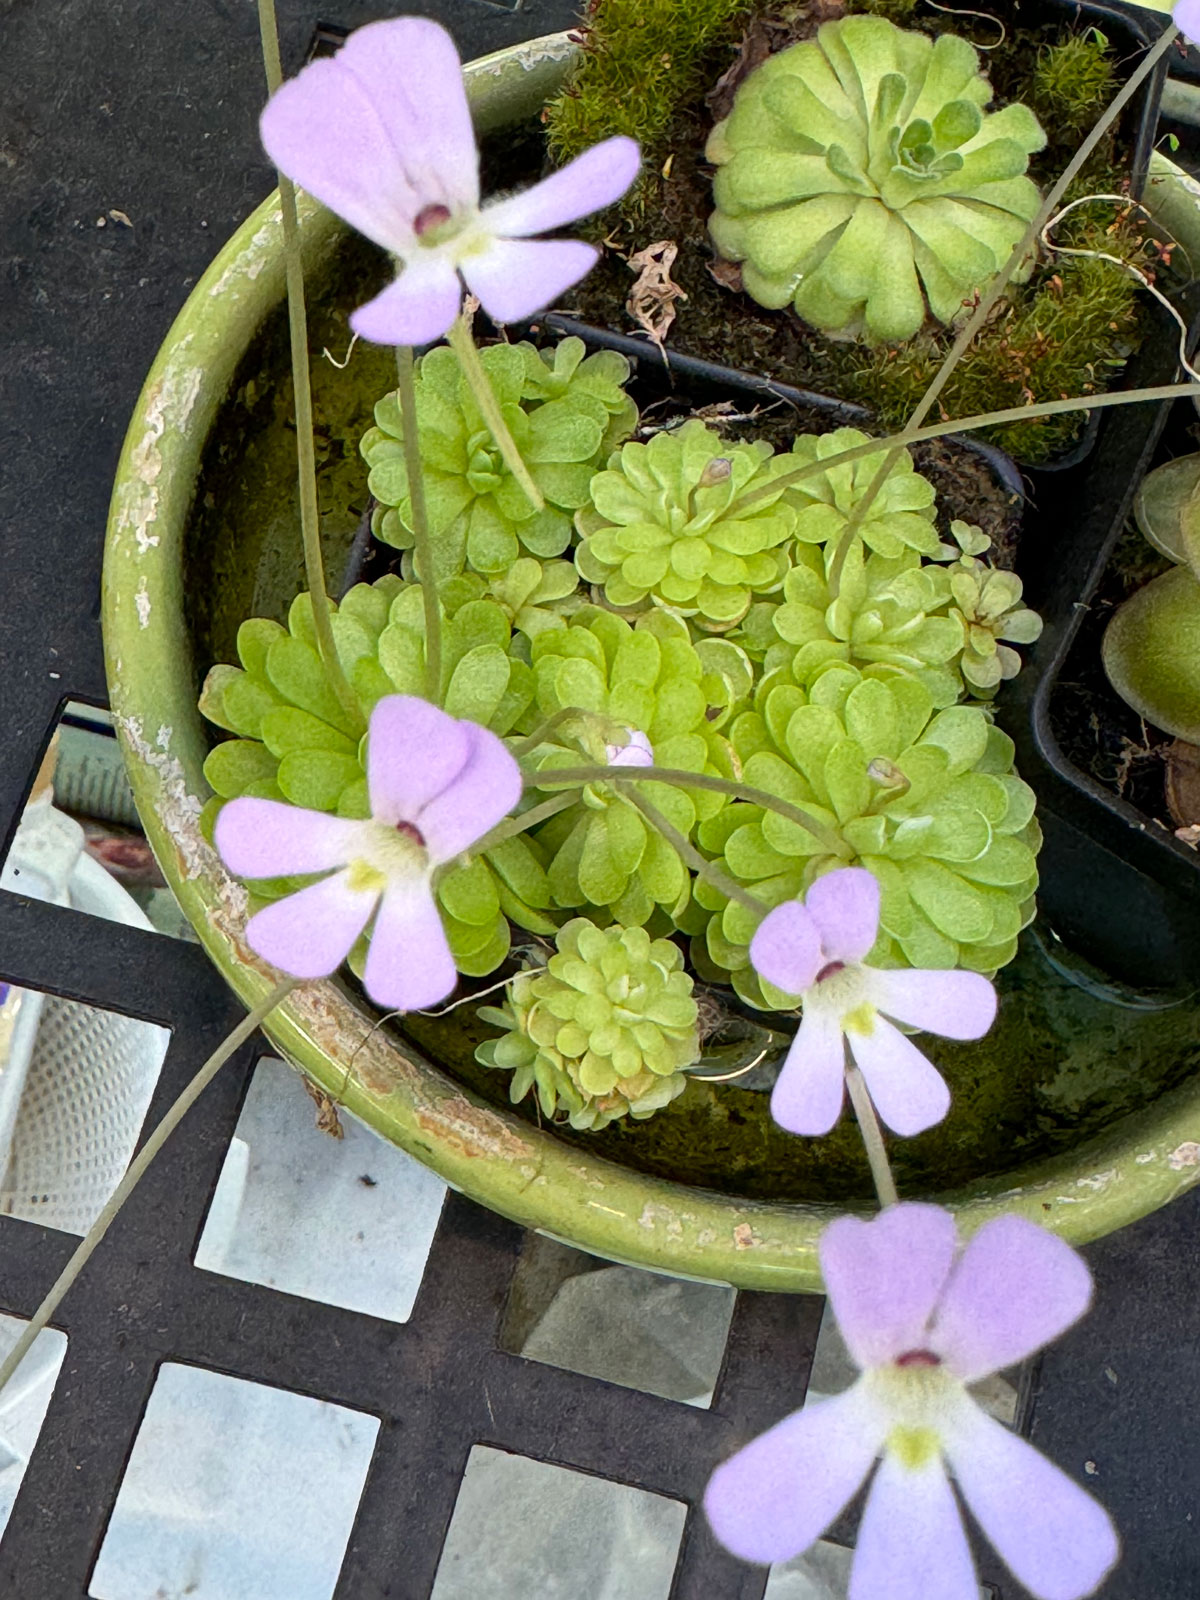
[46,7,1200,1597]
[706,15,1046,341]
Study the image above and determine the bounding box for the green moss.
[849,240,1143,462]
[1027,30,1117,143]
[544,0,752,216]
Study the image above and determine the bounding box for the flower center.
[395,820,425,847]
[414,202,452,236]
[895,1348,941,1368]
[866,1355,959,1472]
[349,819,430,887]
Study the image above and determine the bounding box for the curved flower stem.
[824,22,1179,595]
[738,379,1200,515]
[526,762,851,859]
[256,0,363,736]
[447,313,544,513]
[472,791,576,854]
[845,1061,899,1210]
[395,345,441,703]
[617,784,768,918]
[0,977,298,1401]
[510,706,604,761]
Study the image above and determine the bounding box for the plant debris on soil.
[546,0,1158,464]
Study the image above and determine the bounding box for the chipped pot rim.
[101,37,1200,1292]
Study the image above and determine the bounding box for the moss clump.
[850,241,1142,461]
[1027,31,1117,143]
[544,0,752,216]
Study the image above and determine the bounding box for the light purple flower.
[606,728,654,768]
[214,695,521,1010]
[1175,1,1199,47]
[706,1204,1119,1600]
[749,867,996,1137]
[259,17,640,346]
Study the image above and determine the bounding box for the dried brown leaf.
[625,239,688,345]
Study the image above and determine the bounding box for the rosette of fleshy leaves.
[738,541,964,708]
[472,557,584,641]
[519,607,752,926]
[573,418,798,629]
[198,577,558,976]
[361,336,637,580]
[783,428,941,558]
[694,665,1040,1008]
[475,919,701,1130]
[706,15,1046,342]
[941,519,1044,692]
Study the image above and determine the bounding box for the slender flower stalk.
[616,783,767,918]
[737,380,1200,514]
[394,344,441,702]
[0,977,297,1401]
[527,763,851,860]
[446,312,544,515]
[255,0,363,736]
[845,1063,899,1209]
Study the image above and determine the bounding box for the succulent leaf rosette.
[749,542,964,708]
[694,666,1040,1008]
[574,418,798,629]
[944,526,1044,693]
[784,429,941,558]
[362,337,636,579]
[521,607,747,925]
[199,577,557,974]
[706,16,1046,342]
[475,919,701,1130]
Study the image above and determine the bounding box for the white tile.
[0,1317,68,1532]
[195,1056,445,1321]
[89,1364,378,1600]
[432,1446,686,1600]
[520,1263,735,1407]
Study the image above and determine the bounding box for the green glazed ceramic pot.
[102,35,1200,1291]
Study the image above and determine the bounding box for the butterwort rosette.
[260,17,640,345]
[706,1203,1119,1600]
[750,867,996,1135]
[215,695,521,1010]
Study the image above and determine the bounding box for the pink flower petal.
[215,798,358,879]
[350,261,464,348]
[870,968,997,1040]
[847,1015,950,1136]
[1178,0,1200,47]
[819,1205,958,1370]
[944,1403,1119,1600]
[366,696,471,828]
[336,19,478,211]
[704,1385,885,1565]
[931,1215,1094,1381]
[415,720,523,864]
[244,869,377,979]
[750,900,823,995]
[260,56,421,256]
[262,18,479,257]
[460,237,599,325]
[851,1453,978,1600]
[362,877,457,1011]
[770,1006,847,1135]
[480,136,641,237]
[804,867,881,963]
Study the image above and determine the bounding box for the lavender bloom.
[1175,1,1199,45]
[706,1204,1119,1600]
[215,696,520,1010]
[749,868,996,1137]
[259,17,640,346]
[605,729,654,768]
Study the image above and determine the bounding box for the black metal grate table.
[1,2,1199,1595]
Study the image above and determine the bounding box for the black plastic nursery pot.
[1004,316,1200,993]
[103,14,1200,1292]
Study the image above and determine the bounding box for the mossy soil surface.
[186,141,1200,1205]
[552,0,1156,465]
